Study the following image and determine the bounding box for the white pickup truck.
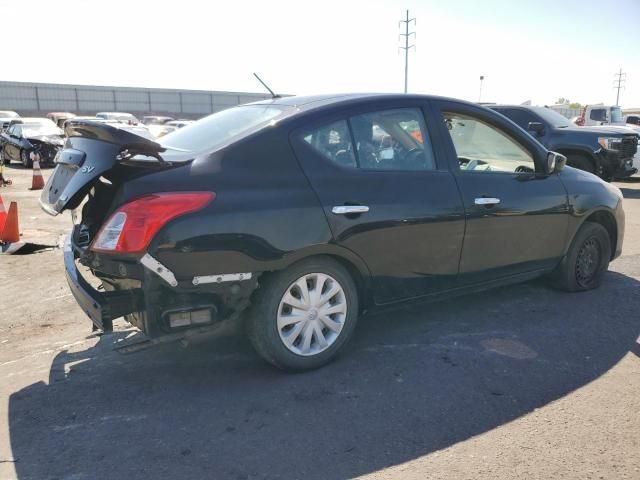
[576,105,640,175]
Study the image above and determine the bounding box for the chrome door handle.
[474,197,501,206]
[332,205,370,215]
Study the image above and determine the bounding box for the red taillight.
[91,192,215,253]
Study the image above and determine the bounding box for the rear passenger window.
[302,120,356,168]
[350,108,435,170]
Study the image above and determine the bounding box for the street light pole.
[478,75,485,102]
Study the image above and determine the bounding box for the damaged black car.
[0,118,65,167]
[40,94,625,371]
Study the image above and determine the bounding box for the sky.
[2,0,639,107]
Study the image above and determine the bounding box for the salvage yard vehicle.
[0,118,64,167]
[95,112,141,125]
[47,112,76,128]
[490,105,638,180]
[40,94,625,371]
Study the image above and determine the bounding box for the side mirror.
[527,122,545,136]
[547,151,566,174]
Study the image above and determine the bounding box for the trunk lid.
[40,120,170,216]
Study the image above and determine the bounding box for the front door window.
[444,112,536,174]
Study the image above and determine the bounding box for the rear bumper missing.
[63,236,141,332]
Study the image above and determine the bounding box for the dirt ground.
[0,164,639,480]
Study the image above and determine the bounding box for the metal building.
[0,81,273,118]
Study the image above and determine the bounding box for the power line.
[613,68,626,106]
[399,9,416,94]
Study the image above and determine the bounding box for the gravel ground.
[0,165,639,480]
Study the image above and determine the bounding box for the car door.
[291,101,466,304]
[432,100,570,284]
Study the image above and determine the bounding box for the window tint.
[350,108,435,170]
[302,120,356,168]
[590,109,607,122]
[444,112,535,174]
[13,125,22,137]
[5,125,14,135]
[627,116,640,125]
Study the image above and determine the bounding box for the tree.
[556,97,570,105]
[569,102,582,109]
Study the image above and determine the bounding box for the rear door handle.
[474,197,501,206]
[332,205,370,215]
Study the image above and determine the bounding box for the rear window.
[159,105,288,159]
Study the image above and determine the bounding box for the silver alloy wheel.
[277,272,347,356]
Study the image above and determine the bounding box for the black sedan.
[0,118,65,167]
[40,94,625,371]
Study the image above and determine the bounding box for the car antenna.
[253,73,280,99]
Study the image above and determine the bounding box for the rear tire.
[247,257,359,371]
[551,222,611,292]
[20,149,32,168]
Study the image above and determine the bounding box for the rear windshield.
[159,105,289,160]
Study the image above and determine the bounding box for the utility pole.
[399,10,416,93]
[478,75,485,102]
[613,68,626,106]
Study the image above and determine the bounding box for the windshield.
[529,107,571,128]
[611,107,623,123]
[159,105,289,160]
[22,120,63,136]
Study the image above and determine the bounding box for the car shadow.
[8,271,640,479]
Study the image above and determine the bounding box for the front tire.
[551,222,611,292]
[248,257,359,371]
[20,149,32,168]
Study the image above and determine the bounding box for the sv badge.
[80,165,95,174]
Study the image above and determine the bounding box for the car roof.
[249,93,476,114]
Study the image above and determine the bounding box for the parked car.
[0,118,64,167]
[166,120,195,129]
[624,115,640,126]
[47,112,76,128]
[142,116,174,125]
[490,105,638,180]
[0,110,20,131]
[95,112,141,125]
[41,94,624,371]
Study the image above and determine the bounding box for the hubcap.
[576,237,601,286]
[277,272,347,356]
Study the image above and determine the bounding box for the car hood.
[567,125,639,136]
[26,134,65,144]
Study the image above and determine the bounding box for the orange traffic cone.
[30,154,45,190]
[0,201,19,243]
[0,194,6,232]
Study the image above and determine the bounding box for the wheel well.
[557,149,596,168]
[585,210,617,259]
[324,254,369,309]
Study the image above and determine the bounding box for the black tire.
[566,153,595,175]
[247,256,359,371]
[0,148,7,165]
[20,149,32,168]
[551,222,611,292]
